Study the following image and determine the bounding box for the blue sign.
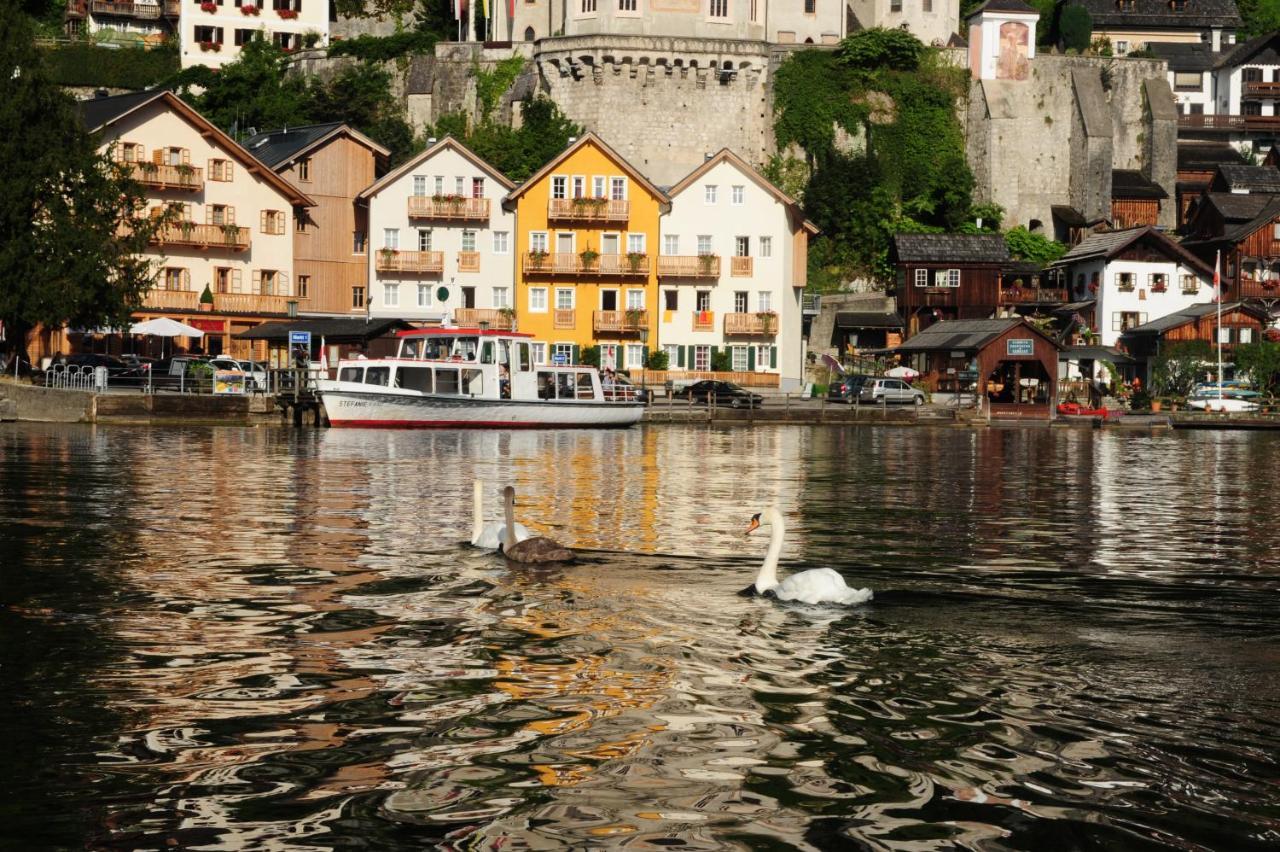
[552,353,568,365]
[289,331,312,347]
[1006,338,1034,356]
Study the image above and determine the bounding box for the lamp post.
[638,326,649,402]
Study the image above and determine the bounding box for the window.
[915,269,928,287]
[493,231,509,253]
[750,0,758,21]
[1115,41,1129,55]
[234,28,255,46]
[1181,274,1198,293]
[531,342,547,365]
[1173,72,1201,91]
[731,185,744,205]
[735,236,750,257]
[257,270,280,295]
[1244,100,1263,116]
[295,214,306,233]
[434,175,444,195]
[352,286,365,309]
[755,344,771,370]
[709,0,728,18]
[162,267,186,291]
[493,287,510,308]
[213,266,234,293]
[1116,272,1135,291]
[413,175,427,196]
[418,284,432,308]
[1150,273,1168,292]
[1112,311,1148,331]
[705,185,718,204]
[472,177,484,198]
[384,228,399,249]
[462,230,476,251]
[929,269,960,287]
[364,367,390,387]
[619,0,637,10]
[383,283,399,307]
[552,176,567,199]
[610,177,626,200]
[555,288,574,310]
[626,344,644,369]
[922,0,931,10]
[664,289,678,310]
[261,209,285,235]
[627,233,646,254]
[572,176,585,198]
[553,343,573,364]
[455,176,465,195]
[117,142,143,163]
[694,345,711,370]
[696,290,711,311]
[209,204,232,226]
[209,158,233,181]
[758,291,771,312]
[626,289,645,310]
[297,275,309,298]
[734,291,748,313]
[418,229,432,251]
[890,0,900,10]
[1239,327,1255,344]
[530,232,548,252]
[297,158,311,181]
[664,234,679,255]
[529,287,548,312]
[194,25,223,44]
[581,0,597,12]
[804,0,816,11]
[759,236,772,257]
[353,231,366,254]
[732,346,749,371]
[697,235,713,255]
[272,32,297,51]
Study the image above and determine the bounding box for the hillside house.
[891,234,1010,336]
[1120,301,1269,379]
[1070,0,1240,54]
[1183,195,1280,300]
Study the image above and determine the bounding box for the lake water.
[1,423,1278,851]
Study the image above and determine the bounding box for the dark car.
[677,380,764,408]
[827,374,871,403]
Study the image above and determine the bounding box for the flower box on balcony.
[1151,284,1167,293]
[199,40,220,51]
[200,1,216,11]
[240,4,260,14]
[277,8,298,18]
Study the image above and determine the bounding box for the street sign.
[289,331,312,347]
[1006,338,1034,356]
[552,353,568,365]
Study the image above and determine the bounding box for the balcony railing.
[140,289,305,315]
[1244,81,1280,98]
[1178,113,1280,131]
[375,250,443,273]
[593,310,648,333]
[407,196,490,220]
[724,312,779,336]
[454,308,515,329]
[141,288,199,310]
[152,222,250,251]
[547,197,629,222]
[458,251,480,273]
[657,255,720,279]
[730,256,753,277]
[554,309,575,329]
[130,162,203,191]
[92,0,160,18]
[999,287,1068,304]
[692,310,715,331]
[522,252,649,276]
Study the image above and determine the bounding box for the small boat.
[1056,402,1114,419]
[1185,396,1260,413]
[1190,382,1259,400]
[316,328,644,429]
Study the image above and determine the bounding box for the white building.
[66,0,179,42]
[847,0,961,48]
[79,89,314,358]
[179,0,328,69]
[509,0,844,45]
[1052,227,1216,348]
[358,136,517,326]
[657,149,816,390]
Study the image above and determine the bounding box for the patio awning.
[234,317,412,343]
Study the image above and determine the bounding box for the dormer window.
[1170,0,1186,10]
[1116,0,1135,10]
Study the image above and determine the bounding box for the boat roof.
[396,328,535,338]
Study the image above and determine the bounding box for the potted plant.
[199,285,214,312]
[221,222,241,245]
[278,7,298,18]
[625,307,645,330]
[179,220,196,241]
[697,253,716,276]
[199,40,219,51]
[200,1,217,11]
[175,162,195,185]
[757,310,778,335]
[379,247,398,265]
[528,248,548,268]
[626,251,645,273]
[579,247,599,269]
[498,306,517,330]
[240,3,260,14]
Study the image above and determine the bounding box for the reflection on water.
[1,424,1279,850]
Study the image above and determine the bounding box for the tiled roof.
[1144,40,1216,71]
[1123,301,1258,334]
[1055,226,1212,274]
[1112,169,1168,199]
[1215,30,1280,70]
[834,312,905,329]
[965,0,1039,19]
[892,233,1009,264]
[1070,0,1242,29]
[896,318,1057,353]
[242,123,345,169]
[1215,164,1280,193]
[76,89,166,132]
[1178,142,1248,171]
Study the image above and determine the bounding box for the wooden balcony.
[522,252,649,276]
[140,288,199,310]
[458,251,480,273]
[130,162,203,191]
[692,310,715,331]
[140,289,306,315]
[730,256,753,277]
[1244,81,1280,99]
[999,287,1068,304]
[92,0,160,18]
[454,308,515,329]
[724,312,779,336]
[593,310,648,333]
[554,309,575,329]
[1179,113,1280,132]
[406,196,490,220]
[547,197,629,222]
[152,222,250,251]
[375,250,443,273]
[658,255,720,279]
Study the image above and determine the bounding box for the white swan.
[744,507,873,605]
[471,480,530,549]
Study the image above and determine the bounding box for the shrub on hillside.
[327,30,437,62]
[1060,6,1092,54]
[41,43,179,89]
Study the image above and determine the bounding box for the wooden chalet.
[1111,170,1167,230]
[1050,205,1111,246]
[1120,301,1269,378]
[895,317,1062,419]
[1176,142,1248,229]
[1183,195,1280,301]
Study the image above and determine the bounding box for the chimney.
[704,152,713,160]
[568,136,577,145]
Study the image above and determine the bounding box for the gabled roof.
[1178,142,1248,172]
[357,135,513,201]
[1199,191,1275,222]
[895,318,1061,353]
[1144,40,1216,72]
[1070,0,1242,30]
[892,233,1009,264]
[1122,301,1265,335]
[502,132,670,210]
[667,149,818,234]
[1054,226,1212,275]
[1112,169,1168,200]
[243,122,389,171]
[1051,205,1110,228]
[1187,195,1280,247]
[1215,30,1280,70]
[1212,163,1280,194]
[77,90,315,207]
[965,0,1039,20]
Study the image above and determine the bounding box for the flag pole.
[1216,249,1223,404]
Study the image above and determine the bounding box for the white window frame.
[755,344,771,371]
[413,175,427,197]
[626,289,645,310]
[492,287,510,308]
[529,286,548,312]
[383,282,399,307]
[530,231,548,252]
[627,233,646,254]
[663,234,680,255]
[418,229,432,252]
[694,344,711,370]
[610,176,627,200]
[732,345,749,372]
[461,230,477,252]
[384,228,399,249]
[697,235,713,255]
[914,268,928,287]
[704,184,718,204]
[593,175,606,197]
[493,231,509,254]
[757,291,772,312]
[555,287,575,310]
[551,176,567,199]
[731,185,745,205]
[531,342,547,365]
[759,236,772,257]
[417,284,432,308]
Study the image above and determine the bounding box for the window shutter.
[260,210,268,233]
[678,346,686,368]
[152,148,163,165]
[225,161,233,181]
[253,270,261,293]
[279,271,289,295]
[571,344,580,364]
[208,158,216,177]
[747,346,755,370]
[770,346,777,369]
[205,205,213,225]
[181,148,190,166]
[180,269,189,290]
[642,345,649,368]
[226,206,236,225]
[232,268,242,292]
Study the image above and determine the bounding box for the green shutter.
[747,346,755,371]
[770,346,777,369]
[641,345,649,369]
[678,345,686,368]
[571,344,580,365]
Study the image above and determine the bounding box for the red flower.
[200,1,216,11]
[277,7,298,18]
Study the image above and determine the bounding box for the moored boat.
[316,329,644,429]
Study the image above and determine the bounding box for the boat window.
[364,366,390,386]
[339,367,362,383]
[435,368,460,395]
[556,372,575,399]
[480,341,496,364]
[498,341,511,366]
[463,368,484,396]
[577,372,594,399]
[453,338,478,361]
[424,338,452,360]
[397,366,433,393]
[401,339,420,359]
[537,371,555,399]
[516,342,531,372]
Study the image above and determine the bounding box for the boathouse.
[895,317,1062,419]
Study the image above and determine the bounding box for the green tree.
[178,38,311,137]
[1151,340,1214,398]
[1004,226,1067,264]
[1060,6,1093,53]
[835,27,925,72]
[1237,0,1280,37]
[771,50,868,166]
[304,63,418,165]
[0,6,166,365]
[455,95,581,181]
[1232,340,1280,396]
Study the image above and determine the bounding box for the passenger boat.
[316,328,644,429]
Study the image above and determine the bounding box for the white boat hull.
[1186,397,1260,413]
[318,387,644,429]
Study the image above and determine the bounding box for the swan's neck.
[471,481,484,544]
[503,490,517,550]
[754,509,784,592]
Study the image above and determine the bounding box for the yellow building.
[504,133,669,370]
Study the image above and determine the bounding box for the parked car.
[827,374,871,403]
[210,356,269,391]
[676,380,764,408]
[858,377,926,405]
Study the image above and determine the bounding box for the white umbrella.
[886,365,919,380]
[129,317,205,337]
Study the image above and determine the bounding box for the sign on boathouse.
[1006,338,1034,356]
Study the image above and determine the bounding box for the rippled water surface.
[2,423,1279,851]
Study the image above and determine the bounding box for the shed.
[894,317,1062,418]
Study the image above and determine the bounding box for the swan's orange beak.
[745,515,761,536]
